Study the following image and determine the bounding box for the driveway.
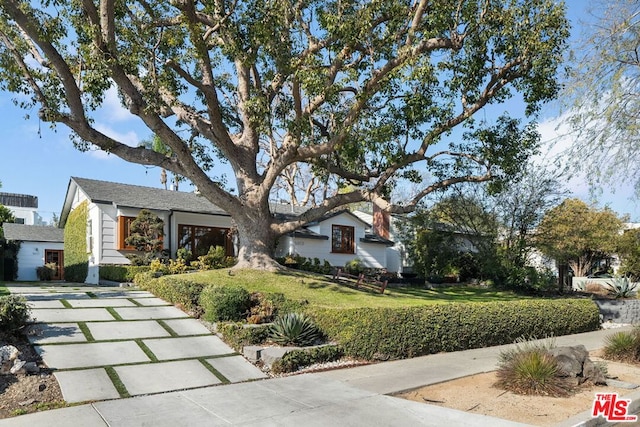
[6,283,267,404]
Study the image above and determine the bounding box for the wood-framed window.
[178,224,232,257]
[117,216,136,250]
[332,225,355,254]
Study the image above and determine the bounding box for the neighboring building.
[59,177,399,284]
[0,192,45,225]
[2,223,64,281]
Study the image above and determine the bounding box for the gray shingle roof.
[71,177,229,215]
[3,223,64,242]
[70,177,313,218]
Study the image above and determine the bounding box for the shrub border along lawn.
[135,272,601,362]
[308,299,600,360]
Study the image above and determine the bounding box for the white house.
[59,177,399,284]
[275,209,396,270]
[2,223,64,281]
[0,192,45,225]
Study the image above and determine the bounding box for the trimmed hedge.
[100,264,150,282]
[308,299,600,360]
[134,272,206,316]
[217,322,271,352]
[271,345,343,374]
[199,285,251,322]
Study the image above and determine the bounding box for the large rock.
[0,345,20,374]
[548,345,606,385]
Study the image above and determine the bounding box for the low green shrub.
[603,329,640,362]
[271,345,343,374]
[100,264,150,282]
[268,313,322,346]
[495,348,572,397]
[200,285,251,322]
[309,299,600,360]
[134,273,206,316]
[0,295,30,337]
[217,322,270,352]
[36,263,57,281]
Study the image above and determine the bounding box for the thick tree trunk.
[232,215,283,271]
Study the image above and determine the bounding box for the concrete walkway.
[0,283,633,426]
[5,283,267,403]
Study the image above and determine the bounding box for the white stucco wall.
[15,241,65,281]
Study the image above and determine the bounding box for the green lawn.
[185,269,533,309]
[0,285,8,296]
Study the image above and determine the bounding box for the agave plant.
[605,277,638,298]
[268,313,322,346]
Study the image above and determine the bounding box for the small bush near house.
[199,285,252,322]
[344,258,365,275]
[271,345,344,374]
[309,299,600,360]
[193,246,235,270]
[36,263,57,281]
[0,295,30,338]
[268,313,323,346]
[217,322,271,352]
[100,264,150,282]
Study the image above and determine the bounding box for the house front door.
[44,250,64,281]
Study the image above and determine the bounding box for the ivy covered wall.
[64,200,88,283]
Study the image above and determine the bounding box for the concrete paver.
[22,292,90,300]
[142,335,235,360]
[85,320,171,340]
[162,318,212,336]
[207,355,269,383]
[30,307,115,323]
[26,299,65,309]
[66,298,136,308]
[35,341,151,369]
[131,297,170,306]
[114,360,222,395]
[54,368,121,403]
[113,305,189,320]
[26,323,86,344]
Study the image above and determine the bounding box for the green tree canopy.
[125,209,164,255]
[536,198,624,277]
[617,228,640,280]
[0,0,570,270]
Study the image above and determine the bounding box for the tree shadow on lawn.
[389,286,533,303]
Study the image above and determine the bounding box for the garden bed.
[395,353,640,426]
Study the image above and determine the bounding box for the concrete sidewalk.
[0,283,631,426]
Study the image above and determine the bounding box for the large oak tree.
[0,0,569,269]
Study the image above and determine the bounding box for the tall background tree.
[0,0,569,270]
[536,198,624,291]
[562,0,640,193]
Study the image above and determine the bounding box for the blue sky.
[1,1,638,224]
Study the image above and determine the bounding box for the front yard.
[184,269,531,308]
